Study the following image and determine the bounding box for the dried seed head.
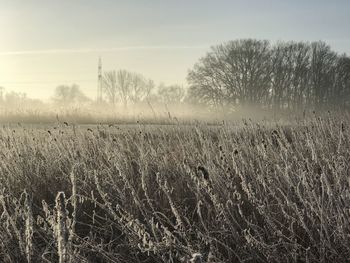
[197,166,209,181]
[190,253,202,263]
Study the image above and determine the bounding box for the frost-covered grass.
[0,113,349,262]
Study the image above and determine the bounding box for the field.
[0,113,349,262]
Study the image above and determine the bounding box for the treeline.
[2,39,349,112]
[187,39,350,110]
[101,69,186,106]
[0,81,186,111]
[0,87,44,108]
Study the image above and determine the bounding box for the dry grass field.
[0,113,349,262]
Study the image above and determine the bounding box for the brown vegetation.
[0,113,349,262]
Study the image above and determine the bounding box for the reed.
[0,113,349,262]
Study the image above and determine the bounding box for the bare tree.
[289,42,311,110]
[129,74,154,103]
[0,87,4,103]
[188,39,272,108]
[53,84,89,105]
[102,71,120,105]
[310,42,338,109]
[188,39,350,111]
[103,69,154,107]
[334,56,350,108]
[157,84,185,104]
[271,42,311,110]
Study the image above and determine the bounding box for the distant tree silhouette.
[102,70,119,105]
[188,39,272,107]
[0,89,44,109]
[53,84,89,105]
[157,84,185,105]
[129,74,154,104]
[0,87,4,103]
[334,56,350,108]
[188,39,350,111]
[102,70,154,107]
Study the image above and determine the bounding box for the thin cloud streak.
[0,45,209,56]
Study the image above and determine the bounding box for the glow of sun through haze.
[0,0,349,100]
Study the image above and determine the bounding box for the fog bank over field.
[0,101,340,126]
[0,102,273,124]
[1,39,349,125]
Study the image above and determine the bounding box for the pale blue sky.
[0,0,349,99]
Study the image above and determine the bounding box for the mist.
[1,39,349,125]
[1,2,350,262]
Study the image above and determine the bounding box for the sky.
[0,0,349,100]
